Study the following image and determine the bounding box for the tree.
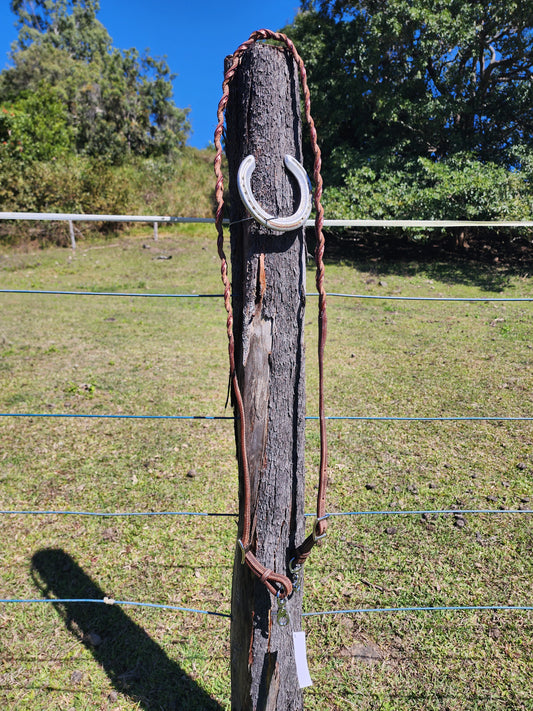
[0,0,190,163]
[285,1,533,176]
[10,0,112,61]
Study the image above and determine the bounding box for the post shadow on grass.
[31,548,224,711]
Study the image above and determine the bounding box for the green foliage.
[0,154,132,243]
[0,1,195,237]
[0,84,73,162]
[10,0,111,60]
[286,2,533,173]
[282,2,533,230]
[0,147,217,244]
[0,0,190,165]
[323,154,533,224]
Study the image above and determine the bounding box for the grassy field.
[0,228,532,710]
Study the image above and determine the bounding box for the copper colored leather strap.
[214,29,327,599]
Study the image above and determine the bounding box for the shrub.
[0,147,217,245]
[322,153,533,244]
[0,85,73,164]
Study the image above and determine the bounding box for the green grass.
[0,230,532,709]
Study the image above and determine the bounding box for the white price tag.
[292,630,313,688]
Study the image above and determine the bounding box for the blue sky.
[0,0,302,148]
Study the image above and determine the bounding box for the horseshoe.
[237,154,312,232]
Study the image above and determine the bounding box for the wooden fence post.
[225,43,307,710]
[69,220,76,250]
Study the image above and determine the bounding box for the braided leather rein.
[214,29,328,600]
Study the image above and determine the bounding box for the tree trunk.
[453,226,470,249]
[225,43,307,710]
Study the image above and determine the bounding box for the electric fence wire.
[1,598,531,620]
[0,598,231,618]
[0,508,531,517]
[2,287,533,302]
[2,216,532,626]
[2,413,532,421]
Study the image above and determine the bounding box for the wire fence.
[1,212,531,624]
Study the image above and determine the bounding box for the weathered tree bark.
[225,44,307,710]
